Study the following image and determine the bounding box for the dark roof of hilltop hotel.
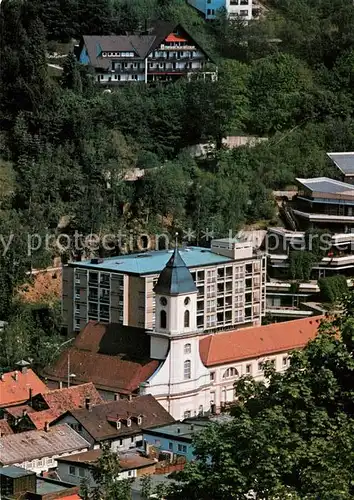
[327,152,354,175]
[154,247,198,296]
[81,21,214,70]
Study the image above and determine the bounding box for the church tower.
[147,243,211,420]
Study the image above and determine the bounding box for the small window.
[69,465,76,476]
[169,442,173,450]
[184,297,190,305]
[128,470,133,477]
[184,360,191,380]
[246,364,252,374]
[119,439,123,446]
[127,418,131,427]
[282,356,288,367]
[79,467,85,478]
[160,310,167,329]
[131,436,134,443]
[184,343,191,355]
[155,439,161,446]
[184,310,190,328]
[184,410,191,419]
[207,8,211,14]
[210,371,215,381]
[258,362,263,372]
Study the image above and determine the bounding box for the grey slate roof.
[154,248,198,296]
[327,152,354,174]
[0,424,89,465]
[82,35,156,69]
[296,177,354,196]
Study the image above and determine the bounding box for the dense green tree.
[61,52,83,92]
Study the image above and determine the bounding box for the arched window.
[160,310,167,329]
[184,360,191,380]
[184,309,190,328]
[223,367,238,379]
[184,343,191,355]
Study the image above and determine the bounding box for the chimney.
[85,398,91,411]
[0,373,3,381]
[44,422,49,432]
[29,388,33,406]
[14,371,18,381]
[22,409,27,418]
[128,394,132,402]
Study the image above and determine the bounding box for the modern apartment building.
[78,21,217,85]
[187,0,253,21]
[62,239,266,335]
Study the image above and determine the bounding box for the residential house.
[79,21,217,85]
[0,466,81,500]
[187,0,253,21]
[5,382,103,432]
[0,363,48,409]
[0,424,90,473]
[142,419,210,462]
[56,449,156,487]
[61,238,266,335]
[51,395,174,452]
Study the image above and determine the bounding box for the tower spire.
[175,232,178,249]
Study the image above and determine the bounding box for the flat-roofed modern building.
[62,239,266,335]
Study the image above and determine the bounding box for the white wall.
[52,414,141,452]
[57,462,136,488]
[13,448,88,474]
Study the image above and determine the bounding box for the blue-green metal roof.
[153,248,198,295]
[71,246,232,276]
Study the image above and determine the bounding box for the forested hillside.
[1,0,354,308]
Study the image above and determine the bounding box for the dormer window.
[117,420,121,430]
[127,418,131,427]
[137,415,142,425]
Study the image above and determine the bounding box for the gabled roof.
[43,322,159,394]
[82,34,156,69]
[81,21,214,70]
[154,247,198,296]
[53,395,174,442]
[38,382,103,413]
[199,316,324,367]
[327,152,354,175]
[0,424,90,465]
[25,383,103,430]
[0,369,48,408]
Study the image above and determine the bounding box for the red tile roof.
[0,419,14,437]
[43,322,159,394]
[27,383,103,430]
[40,382,103,413]
[199,316,324,367]
[0,369,48,408]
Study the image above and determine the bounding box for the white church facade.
[143,247,323,420]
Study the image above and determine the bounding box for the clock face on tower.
[160,297,167,306]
